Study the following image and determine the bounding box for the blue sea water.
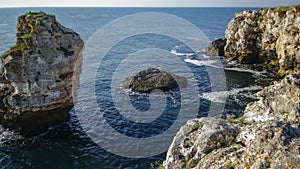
[0,7,272,169]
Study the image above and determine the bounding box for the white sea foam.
[200,85,262,103]
[184,58,223,69]
[170,49,194,56]
[225,67,267,75]
[202,54,210,59]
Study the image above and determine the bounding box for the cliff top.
[2,11,77,60]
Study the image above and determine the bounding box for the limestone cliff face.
[207,4,300,76]
[226,4,300,73]
[167,5,300,169]
[0,12,84,132]
[164,75,300,169]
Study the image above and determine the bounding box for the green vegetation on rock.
[255,16,264,22]
[224,136,235,147]
[274,6,293,12]
[19,32,31,39]
[157,163,165,169]
[27,11,50,19]
[224,161,235,169]
[35,18,42,25]
[226,116,245,124]
[229,146,239,153]
[265,59,279,68]
[150,161,165,169]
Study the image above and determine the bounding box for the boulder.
[164,75,300,169]
[122,68,188,93]
[205,38,226,56]
[0,11,84,133]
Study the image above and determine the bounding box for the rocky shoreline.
[164,4,300,169]
[0,6,299,169]
[164,75,300,169]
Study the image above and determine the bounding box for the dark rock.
[0,11,84,133]
[205,38,226,56]
[122,68,188,93]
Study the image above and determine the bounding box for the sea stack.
[0,12,84,133]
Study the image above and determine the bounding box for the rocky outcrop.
[205,38,226,56]
[122,68,188,93]
[208,4,300,76]
[243,74,300,124]
[164,75,300,169]
[0,12,84,133]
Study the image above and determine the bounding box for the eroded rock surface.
[122,68,188,93]
[244,74,300,124]
[164,75,300,169]
[0,12,84,132]
[208,4,300,76]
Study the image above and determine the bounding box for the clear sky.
[0,0,299,7]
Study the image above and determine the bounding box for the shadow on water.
[0,110,165,169]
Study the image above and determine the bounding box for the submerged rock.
[122,68,188,93]
[207,4,300,77]
[0,11,84,133]
[164,75,300,168]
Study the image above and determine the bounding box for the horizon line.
[0,5,272,8]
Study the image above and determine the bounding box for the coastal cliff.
[0,12,83,133]
[164,75,300,169]
[206,4,300,77]
[165,5,300,169]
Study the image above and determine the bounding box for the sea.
[0,7,274,169]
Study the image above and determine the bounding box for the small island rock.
[122,68,188,93]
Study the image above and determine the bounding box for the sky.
[0,0,299,7]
